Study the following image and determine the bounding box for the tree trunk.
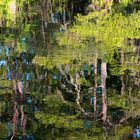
[62,3,67,29]
[75,73,84,113]
[39,0,46,47]
[57,88,67,103]
[94,60,97,116]
[9,0,16,23]
[70,74,86,114]
[120,49,125,96]
[101,62,107,122]
[120,75,125,96]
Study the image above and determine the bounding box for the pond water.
[0,2,140,140]
[0,38,139,140]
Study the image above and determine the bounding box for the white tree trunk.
[57,88,67,104]
[71,75,86,114]
[101,62,107,122]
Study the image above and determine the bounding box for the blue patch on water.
[32,105,38,112]
[22,37,27,45]
[0,59,6,66]
[27,97,32,104]
[26,73,31,81]
[0,47,2,53]
[134,128,140,133]
[83,120,92,129]
[96,87,102,95]
[132,133,140,138]
[8,71,12,80]
[6,48,10,56]
[90,96,94,104]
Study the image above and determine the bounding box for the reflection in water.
[131,128,140,138]
[0,0,139,139]
[0,42,139,139]
[0,32,139,139]
[0,44,35,139]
